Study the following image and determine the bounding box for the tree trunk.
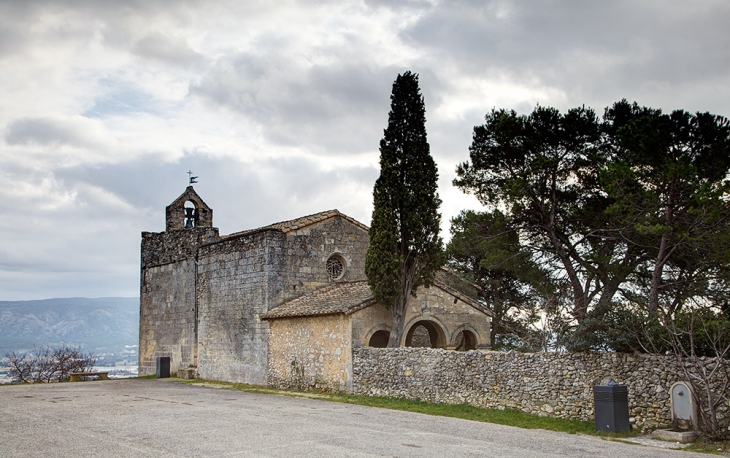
[648,233,669,315]
[649,174,677,315]
[547,229,588,322]
[387,295,407,347]
[387,259,418,347]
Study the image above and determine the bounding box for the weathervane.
[187,170,198,185]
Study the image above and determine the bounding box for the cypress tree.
[365,71,444,347]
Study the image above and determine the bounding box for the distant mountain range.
[0,297,138,356]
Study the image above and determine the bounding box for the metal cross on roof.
[187,170,198,185]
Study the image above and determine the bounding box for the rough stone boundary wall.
[352,347,728,431]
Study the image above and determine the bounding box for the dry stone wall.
[353,347,729,431]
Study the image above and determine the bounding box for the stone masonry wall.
[139,260,197,375]
[351,302,392,347]
[348,287,491,349]
[353,347,729,431]
[268,314,352,392]
[192,215,369,385]
[401,285,491,349]
[141,227,219,268]
[196,230,282,384]
[139,227,219,376]
[273,217,369,307]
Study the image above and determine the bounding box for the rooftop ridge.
[221,209,369,240]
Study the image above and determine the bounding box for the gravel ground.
[0,379,710,458]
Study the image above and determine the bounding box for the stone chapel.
[139,186,492,390]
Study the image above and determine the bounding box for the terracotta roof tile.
[221,209,368,240]
[261,278,493,320]
[261,281,375,320]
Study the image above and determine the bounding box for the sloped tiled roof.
[260,281,375,320]
[222,209,368,240]
[261,278,493,320]
[434,279,492,316]
[436,268,482,298]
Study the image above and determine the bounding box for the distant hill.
[0,297,138,355]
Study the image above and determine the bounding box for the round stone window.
[326,255,345,280]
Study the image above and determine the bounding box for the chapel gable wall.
[403,286,492,350]
[269,216,369,308]
[267,314,352,392]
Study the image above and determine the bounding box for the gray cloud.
[54,152,377,233]
[131,31,204,67]
[4,117,105,148]
[364,0,433,10]
[190,54,407,155]
[2,0,729,301]
[1,148,376,300]
[400,1,730,113]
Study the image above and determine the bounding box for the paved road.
[0,379,705,457]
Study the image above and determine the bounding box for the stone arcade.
[139,186,492,389]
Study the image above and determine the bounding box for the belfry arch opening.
[184,201,197,228]
[405,320,446,349]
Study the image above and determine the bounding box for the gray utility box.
[593,384,631,432]
[156,356,171,378]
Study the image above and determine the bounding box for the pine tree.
[365,71,444,347]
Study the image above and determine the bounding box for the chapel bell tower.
[165,186,213,231]
[139,175,219,377]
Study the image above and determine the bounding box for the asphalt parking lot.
[0,379,707,457]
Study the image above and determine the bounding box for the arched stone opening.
[405,320,446,349]
[368,330,390,348]
[184,200,198,228]
[165,186,213,231]
[454,329,478,351]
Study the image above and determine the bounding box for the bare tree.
[6,345,96,383]
[640,309,730,439]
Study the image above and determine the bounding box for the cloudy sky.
[1,1,729,300]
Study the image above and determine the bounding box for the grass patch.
[331,393,598,435]
[182,379,614,436]
[684,439,730,455]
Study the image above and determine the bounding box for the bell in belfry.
[184,207,196,228]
